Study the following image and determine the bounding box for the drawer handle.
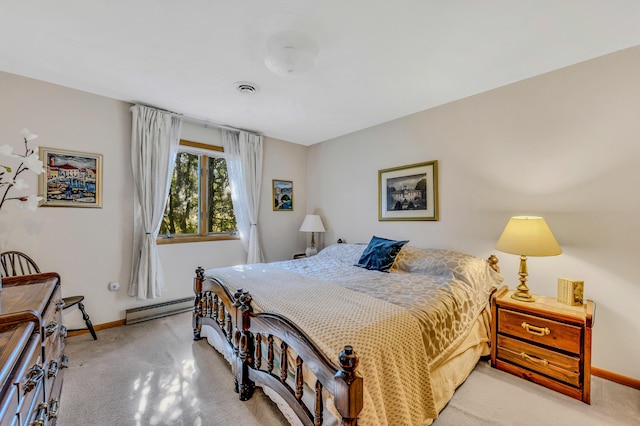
[61,355,69,369]
[60,325,68,338]
[520,352,549,367]
[24,364,44,393]
[521,322,550,337]
[45,321,59,337]
[48,359,59,378]
[31,402,49,426]
[48,398,60,419]
[56,299,65,311]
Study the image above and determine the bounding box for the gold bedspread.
[209,264,438,425]
[205,244,503,425]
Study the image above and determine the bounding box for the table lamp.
[299,214,325,256]
[495,216,562,302]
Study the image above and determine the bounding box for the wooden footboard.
[193,266,363,426]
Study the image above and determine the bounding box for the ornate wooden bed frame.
[192,255,500,426]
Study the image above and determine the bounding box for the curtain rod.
[134,103,262,135]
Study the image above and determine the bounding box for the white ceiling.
[2,1,640,146]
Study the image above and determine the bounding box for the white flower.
[0,129,43,213]
[0,144,16,157]
[23,153,45,175]
[12,178,29,190]
[19,195,42,212]
[20,128,38,142]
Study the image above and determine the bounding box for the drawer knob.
[24,364,44,393]
[48,359,59,378]
[521,321,550,337]
[520,352,549,367]
[48,398,60,419]
[45,321,59,336]
[31,402,49,426]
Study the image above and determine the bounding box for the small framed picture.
[273,179,293,211]
[378,160,438,221]
[39,147,103,208]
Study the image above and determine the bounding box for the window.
[159,140,237,243]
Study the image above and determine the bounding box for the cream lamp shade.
[496,216,562,302]
[299,214,325,256]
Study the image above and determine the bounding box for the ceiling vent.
[234,81,259,94]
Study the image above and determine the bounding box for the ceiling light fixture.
[234,81,259,94]
[264,31,318,76]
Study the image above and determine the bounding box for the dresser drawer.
[0,384,19,426]
[497,335,580,387]
[0,321,37,426]
[498,308,582,354]
[9,335,44,426]
[44,353,65,411]
[42,286,65,358]
[46,371,63,425]
[20,381,46,426]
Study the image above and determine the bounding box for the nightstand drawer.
[497,335,580,387]
[498,308,581,354]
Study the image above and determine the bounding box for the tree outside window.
[159,140,237,242]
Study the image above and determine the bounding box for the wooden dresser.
[490,286,594,404]
[0,273,67,425]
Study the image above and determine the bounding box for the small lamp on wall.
[495,216,562,302]
[299,214,325,257]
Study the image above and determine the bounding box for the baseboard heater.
[125,297,194,325]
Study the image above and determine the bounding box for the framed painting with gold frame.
[39,147,103,208]
[378,160,438,221]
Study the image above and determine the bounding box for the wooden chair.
[0,250,97,340]
[62,295,97,340]
[0,250,41,277]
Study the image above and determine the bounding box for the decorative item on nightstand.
[299,214,325,257]
[495,216,562,302]
[557,278,584,306]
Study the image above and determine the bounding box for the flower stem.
[0,136,31,210]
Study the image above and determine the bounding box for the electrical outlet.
[108,281,120,291]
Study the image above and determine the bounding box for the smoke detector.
[234,81,259,94]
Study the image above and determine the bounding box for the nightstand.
[490,286,595,404]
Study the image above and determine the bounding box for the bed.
[192,240,503,425]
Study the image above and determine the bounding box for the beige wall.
[308,46,640,379]
[0,71,307,330]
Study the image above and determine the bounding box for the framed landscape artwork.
[378,160,438,221]
[39,147,103,208]
[273,179,293,211]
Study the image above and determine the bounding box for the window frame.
[157,139,239,245]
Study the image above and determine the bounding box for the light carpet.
[58,312,639,425]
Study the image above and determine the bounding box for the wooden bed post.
[234,289,256,401]
[488,254,500,273]
[193,266,205,340]
[334,345,363,426]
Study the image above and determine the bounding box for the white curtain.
[129,105,183,299]
[222,129,264,264]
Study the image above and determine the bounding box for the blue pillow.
[355,236,409,272]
